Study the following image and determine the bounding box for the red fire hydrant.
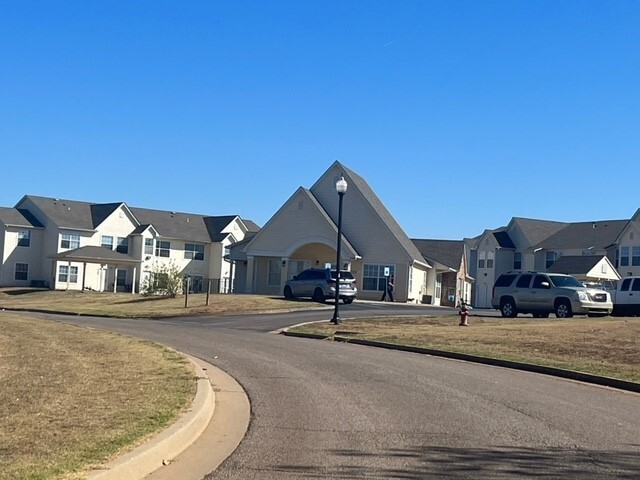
[459,301,469,326]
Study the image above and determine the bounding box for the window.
[144,238,154,255]
[633,279,640,292]
[486,251,494,269]
[478,251,486,269]
[17,230,31,247]
[116,237,128,254]
[267,259,281,286]
[363,264,395,291]
[632,246,640,267]
[545,251,559,269]
[620,246,630,267]
[14,263,28,281]
[494,274,517,287]
[60,233,80,249]
[155,241,171,257]
[513,252,522,270]
[184,243,205,260]
[516,274,532,288]
[101,235,114,249]
[620,278,632,291]
[58,265,78,283]
[532,275,549,289]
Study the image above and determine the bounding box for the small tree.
[141,261,184,298]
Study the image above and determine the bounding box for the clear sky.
[1,1,638,240]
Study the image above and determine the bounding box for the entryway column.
[245,256,255,293]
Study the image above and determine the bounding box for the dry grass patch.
[0,288,314,318]
[0,312,196,480]
[289,315,640,383]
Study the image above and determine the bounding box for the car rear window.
[494,274,517,288]
[331,271,355,280]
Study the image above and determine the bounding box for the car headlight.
[577,291,589,301]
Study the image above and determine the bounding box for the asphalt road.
[39,303,640,479]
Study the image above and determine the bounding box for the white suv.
[491,271,613,318]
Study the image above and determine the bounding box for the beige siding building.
[233,161,433,302]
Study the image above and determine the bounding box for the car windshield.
[330,270,354,280]
[548,275,583,287]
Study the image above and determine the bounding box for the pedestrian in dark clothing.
[380,276,394,302]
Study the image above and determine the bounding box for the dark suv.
[491,271,612,318]
[284,268,357,304]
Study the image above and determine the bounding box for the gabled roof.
[493,230,515,249]
[90,203,123,228]
[0,207,44,228]
[546,255,603,274]
[21,195,102,230]
[327,162,429,267]
[242,219,261,233]
[412,239,464,270]
[535,220,628,250]
[509,217,568,248]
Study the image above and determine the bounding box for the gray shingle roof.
[511,217,568,247]
[21,195,247,243]
[24,195,98,230]
[53,245,139,263]
[535,220,628,250]
[0,207,44,228]
[412,239,464,270]
[338,162,429,266]
[546,255,605,275]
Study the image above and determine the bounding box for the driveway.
[40,304,640,479]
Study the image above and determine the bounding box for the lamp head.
[336,176,348,194]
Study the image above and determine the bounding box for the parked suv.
[284,268,357,304]
[491,271,613,318]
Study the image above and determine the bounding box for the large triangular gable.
[311,161,429,268]
[246,187,359,258]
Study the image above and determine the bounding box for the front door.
[116,269,127,291]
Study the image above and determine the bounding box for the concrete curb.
[87,355,215,480]
[281,330,640,394]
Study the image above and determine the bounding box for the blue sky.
[1,1,638,240]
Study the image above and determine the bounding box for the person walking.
[381,276,394,302]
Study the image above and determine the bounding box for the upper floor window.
[101,235,114,249]
[513,252,522,270]
[116,237,128,254]
[184,243,205,261]
[478,251,486,269]
[15,263,28,281]
[17,230,31,247]
[633,246,640,267]
[486,251,494,269]
[620,246,630,267]
[60,233,80,250]
[144,238,154,255]
[155,241,171,258]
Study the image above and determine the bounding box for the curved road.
[43,304,639,479]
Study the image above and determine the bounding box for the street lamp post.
[331,175,348,325]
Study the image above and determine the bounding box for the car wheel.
[283,286,294,300]
[343,298,354,304]
[555,300,573,318]
[312,288,325,303]
[500,298,517,318]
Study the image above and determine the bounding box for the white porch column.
[113,266,117,293]
[131,266,137,294]
[245,256,255,293]
[280,257,289,295]
[67,260,71,290]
